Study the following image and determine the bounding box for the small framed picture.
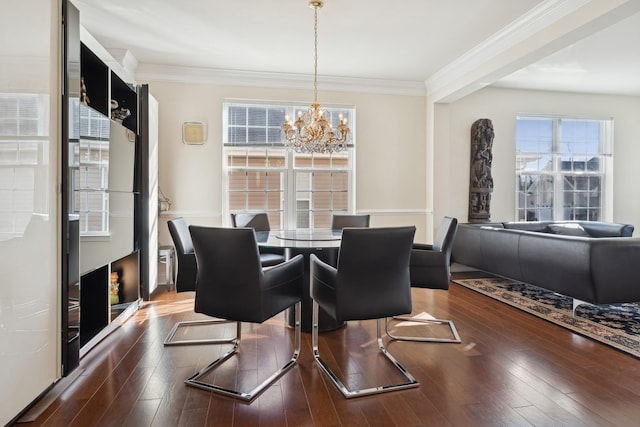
[182,122,207,145]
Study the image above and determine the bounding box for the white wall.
[0,1,61,424]
[148,81,640,246]
[144,81,429,243]
[433,86,640,229]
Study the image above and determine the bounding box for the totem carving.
[468,118,494,223]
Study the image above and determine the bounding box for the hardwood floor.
[23,272,640,427]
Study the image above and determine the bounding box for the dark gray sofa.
[451,221,640,305]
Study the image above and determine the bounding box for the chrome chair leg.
[312,301,419,398]
[385,315,461,343]
[164,318,240,346]
[185,302,301,402]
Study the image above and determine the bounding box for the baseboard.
[16,368,84,423]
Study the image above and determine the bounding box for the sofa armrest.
[590,238,640,304]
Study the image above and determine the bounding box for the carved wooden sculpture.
[468,118,494,222]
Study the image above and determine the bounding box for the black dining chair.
[310,226,419,398]
[386,216,461,343]
[330,213,370,229]
[186,226,304,401]
[164,217,240,346]
[231,212,286,267]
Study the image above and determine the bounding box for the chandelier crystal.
[282,1,351,154]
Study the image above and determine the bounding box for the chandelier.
[282,1,351,154]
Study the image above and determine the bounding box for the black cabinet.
[80,251,140,349]
[80,42,137,133]
[111,71,138,133]
[80,43,109,117]
[62,0,81,377]
[79,265,109,348]
[110,251,141,320]
[64,215,81,375]
[73,35,142,356]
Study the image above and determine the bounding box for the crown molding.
[425,0,640,103]
[425,0,594,103]
[135,64,426,97]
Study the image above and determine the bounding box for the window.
[515,115,612,222]
[223,101,355,229]
[0,93,49,239]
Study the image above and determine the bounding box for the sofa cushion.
[547,223,590,236]
[518,232,595,302]
[580,222,635,237]
[502,221,550,232]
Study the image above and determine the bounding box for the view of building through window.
[515,115,612,222]
[223,102,354,229]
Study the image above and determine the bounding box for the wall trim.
[358,209,431,216]
[160,209,430,218]
[159,210,221,218]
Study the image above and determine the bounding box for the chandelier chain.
[313,5,318,104]
[280,0,351,153]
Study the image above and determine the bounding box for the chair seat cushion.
[260,253,286,267]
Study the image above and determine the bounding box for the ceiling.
[72,0,640,99]
[493,9,640,96]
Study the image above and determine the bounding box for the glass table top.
[274,229,342,241]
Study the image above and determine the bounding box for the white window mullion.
[552,158,563,220]
[285,151,296,229]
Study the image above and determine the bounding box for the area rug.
[452,277,640,358]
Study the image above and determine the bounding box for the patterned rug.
[452,277,640,358]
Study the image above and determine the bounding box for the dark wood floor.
[24,272,640,427]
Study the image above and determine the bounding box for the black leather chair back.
[331,214,371,229]
[231,212,286,265]
[335,226,415,321]
[167,217,197,292]
[230,212,271,231]
[190,226,303,323]
[410,216,458,289]
[433,216,458,261]
[185,225,304,400]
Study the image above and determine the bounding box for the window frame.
[222,100,356,229]
[515,114,613,222]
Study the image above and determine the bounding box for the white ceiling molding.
[135,63,426,97]
[426,0,640,103]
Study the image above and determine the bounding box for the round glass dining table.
[256,229,344,332]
